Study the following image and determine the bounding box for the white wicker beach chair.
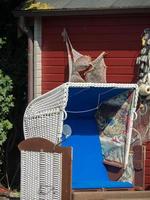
[21,82,139,199]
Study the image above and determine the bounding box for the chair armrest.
[133,144,146,189]
[104,159,124,181]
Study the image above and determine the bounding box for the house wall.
[41,14,150,93]
[41,14,150,188]
[145,141,150,190]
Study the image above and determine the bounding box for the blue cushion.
[62,119,133,189]
[73,180,133,189]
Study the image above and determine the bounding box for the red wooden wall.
[41,14,150,189]
[42,14,150,93]
[145,141,150,190]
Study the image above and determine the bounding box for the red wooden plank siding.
[145,142,150,190]
[41,14,150,189]
[42,14,150,93]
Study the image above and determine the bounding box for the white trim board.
[34,17,42,98]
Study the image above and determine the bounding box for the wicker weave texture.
[24,84,68,143]
[20,151,62,200]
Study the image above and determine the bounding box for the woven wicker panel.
[20,151,62,200]
[21,151,40,199]
[24,111,61,143]
[24,84,68,144]
[53,153,62,200]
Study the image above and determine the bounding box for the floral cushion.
[95,91,134,183]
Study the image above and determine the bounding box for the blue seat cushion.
[73,180,133,189]
[62,118,133,189]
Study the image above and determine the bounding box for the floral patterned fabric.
[119,152,134,183]
[95,91,134,183]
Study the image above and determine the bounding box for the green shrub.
[0,69,14,147]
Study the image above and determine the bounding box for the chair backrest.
[19,138,72,200]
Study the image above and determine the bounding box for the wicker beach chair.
[21,82,139,199]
